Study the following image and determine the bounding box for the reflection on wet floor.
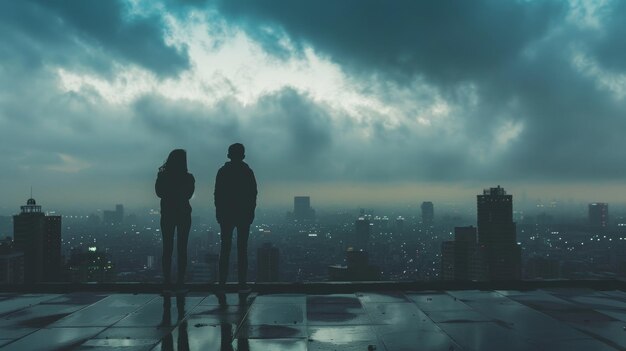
[0,289,625,350]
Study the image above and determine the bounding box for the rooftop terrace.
[1,281,626,350]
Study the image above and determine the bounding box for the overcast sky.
[1,0,626,212]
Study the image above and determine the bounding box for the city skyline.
[2,1,626,208]
[4,181,626,213]
[4,183,624,285]
[2,2,626,349]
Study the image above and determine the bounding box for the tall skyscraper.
[293,196,315,221]
[476,186,521,280]
[13,198,62,283]
[354,216,371,249]
[421,201,434,226]
[588,203,608,228]
[257,242,280,282]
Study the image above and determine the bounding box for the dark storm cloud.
[214,0,565,84]
[210,0,626,182]
[493,46,626,180]
[2,0,626,209]
[0,0,188,76]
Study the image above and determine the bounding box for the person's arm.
[214,168,223,208]
[249,169,258,209]
[214,168,224,222]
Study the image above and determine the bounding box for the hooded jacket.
[214,161,257,224]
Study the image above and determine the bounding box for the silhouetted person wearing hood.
[214,143,257,292]
[156,149,195,292]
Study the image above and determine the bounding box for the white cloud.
[572,50,626,100]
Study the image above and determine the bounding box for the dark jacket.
[155,171,195,217]
[214,161,257,224]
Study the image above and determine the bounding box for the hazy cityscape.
[2,186,625,285]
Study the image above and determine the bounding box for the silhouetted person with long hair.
[214,143,257,292]
[156,149,195,293]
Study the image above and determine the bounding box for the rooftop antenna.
[30,186,33,199]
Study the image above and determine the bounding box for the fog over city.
[4,5,626,349]
[2,0,626,211]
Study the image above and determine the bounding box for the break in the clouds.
[1,0,626,209]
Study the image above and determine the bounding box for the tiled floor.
[0,289,625,350]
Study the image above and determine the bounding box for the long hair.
[159,149,188,173]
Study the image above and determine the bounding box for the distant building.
[421,201,434,226]
[588,203,608,228]
[0,252,24,284]
[328,249,380,281]
[257,242,280,282]
[354,217,371,249]
[0,238,24,284]
[67,247,115,283]
[293,196,315,221]
[13,198,62,283]
[146,255,155,270]
[44,215,62,281]
[476,186,521,280]
[441,226,484,281]
[525,256,560,279]
[395,216,405,232]
[0,216,11,236]
[103,204,124,225]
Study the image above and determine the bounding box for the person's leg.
[176,215,191,286]
[219,223,235,285]
[161,216,175,286]
[236,224,250,286]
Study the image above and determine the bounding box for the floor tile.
[50,294,156,327]
[408,292,472,312]
[2,327,105,351]
[114,296,203,327]
[0,295,60,316]
[0,304,87,328]
[377,327,460,351]
[438,321,535,351]
[357,292,410,304]
[238,339,307,351]
[255,294,307,304]
[236,324,307,339]
[245,304,304,326]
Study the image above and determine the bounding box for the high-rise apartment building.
[293,196,315,221]
[13,198,62,283]
[354,217,371,249]
[588,203,608,228]
[441,226,484,281]
[103,204,124,225]
[476,186,521,280]
[421,201,434,226]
